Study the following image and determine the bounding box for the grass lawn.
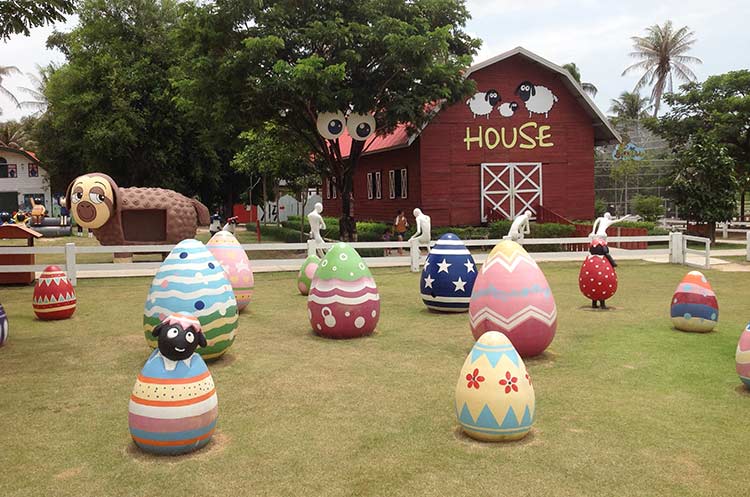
[1,260,748,497]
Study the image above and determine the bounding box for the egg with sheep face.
[308,242,379,339]
[129,315,218,456]
[297,255,320,296]
[455,331,535,442]
[32,265,77,320]
[420,233,477,312]
[468,240,557,357]
[143,239,238,360]
[0,302,7,347]
[670,271,718,333]
[736,323,750,389]
[206,230,254,311]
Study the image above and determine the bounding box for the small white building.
[0,147,52,213]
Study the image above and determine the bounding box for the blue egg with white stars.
[420,233,477,312]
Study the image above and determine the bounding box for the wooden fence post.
[669,232,684,265]
[65,242,77,286]
[409,239,420,272]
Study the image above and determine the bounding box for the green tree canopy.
[646,70,750,215]
[668,133,737,232]
[210,0,480,239]
[562,62,597,97]
[34,0,225,201]
[0,1,76,40]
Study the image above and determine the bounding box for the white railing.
[0,233,714,285]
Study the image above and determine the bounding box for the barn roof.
[340,46,620,157]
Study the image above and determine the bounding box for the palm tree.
[0,65,22,114]
[0,120,30,148]
[18,65,53,116]
[622,20,702,117]
[609,91,653,120]
[562,62,598,97]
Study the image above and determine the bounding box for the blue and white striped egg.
[143,239,238,360]
[420,233,477,312]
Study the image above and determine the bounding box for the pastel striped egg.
[129,349,218,455]
[143,240,238,359]
[0,302,7,347]
[206,230,254,311]
[736,324,750,389]
[420,233,477,312]
[308,243,379,339]
[670,271,718,333]
[455,331,535,442]
[468,240,557,357]
[297,255,320,295]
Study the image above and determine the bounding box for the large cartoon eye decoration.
[346,113,376,141]
[71,191,83,203]
[166,327,179,339]
[89,192,105,204]
[316,111,346,140]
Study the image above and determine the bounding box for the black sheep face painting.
[152,314,207,361]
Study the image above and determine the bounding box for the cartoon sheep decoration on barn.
[515,81,558,118]
[497,101,519,118]
[466,89,500,119]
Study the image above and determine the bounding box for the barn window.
[366,173,374,200]
[400,169,408,199]
[375,171,382,199]
[0,158,17,179]
[388,170,396,199]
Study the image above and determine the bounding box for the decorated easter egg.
[469,240,557,357]
[0,302,7,347]
[143,239,238,359]
[670,270,718,333]
[32,265,77,320]
[578,254,617,302]
[206,230,254,311]
[128,349,218,455]
[297,255,320,295]
[455,331,535,442]
[736,323,750,389]
[308,242,379,338]
[420,233,477,312]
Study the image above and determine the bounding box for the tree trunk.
[261,174,268,224]
[339,172,356,242]
[275,180,281,227]
[741,189,746,221]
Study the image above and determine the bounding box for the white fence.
[0,232,717,286]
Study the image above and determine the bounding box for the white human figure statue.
[590,212,636,238]
[308,202,326,244]
[505,210,532,241]
[409,208,431,244]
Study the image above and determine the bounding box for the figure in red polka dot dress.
[579,237,618,309]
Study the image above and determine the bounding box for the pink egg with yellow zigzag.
[468,240,557,358]
[736,323,750,389]
[206,231,254,311]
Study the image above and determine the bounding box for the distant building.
[323,46,620,226]
[0,147,52,213]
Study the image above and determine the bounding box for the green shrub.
[594,198,608,217]
[632,195,666,222]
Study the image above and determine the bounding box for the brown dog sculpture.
[65,173,210,246]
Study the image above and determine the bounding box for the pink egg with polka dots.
[307,243,379,339]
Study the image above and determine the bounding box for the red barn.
[323,46,620,226]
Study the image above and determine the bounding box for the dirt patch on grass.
[125,431,229,463]
[452,426,539,449]
[54,465,85,480]
[207,353,237,369]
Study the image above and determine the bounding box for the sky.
[1,0,749,122]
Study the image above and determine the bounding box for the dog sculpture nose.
[76,201,97,222]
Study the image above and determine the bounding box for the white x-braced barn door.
[480,163,543,222]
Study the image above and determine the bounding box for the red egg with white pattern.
[33,265,77,320]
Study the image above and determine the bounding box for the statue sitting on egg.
[578,212,635,310]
